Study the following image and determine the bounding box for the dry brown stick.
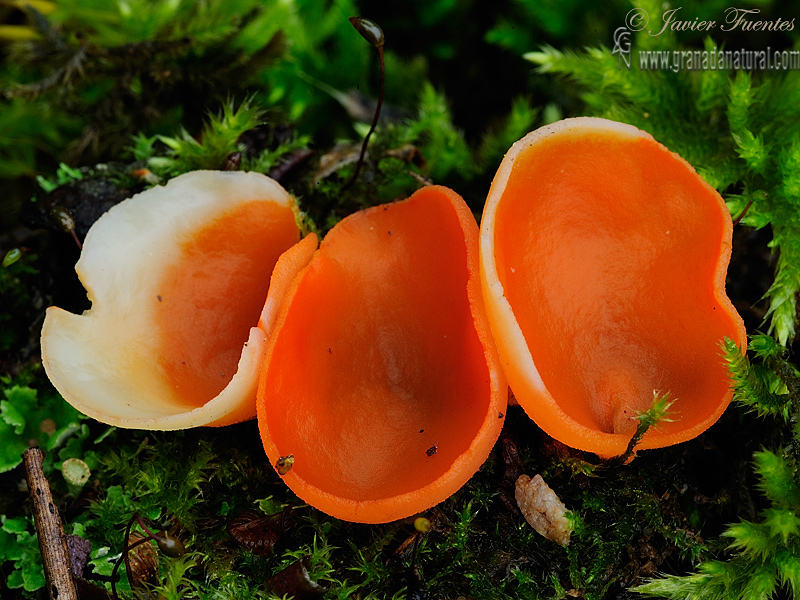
[23,447,79,600]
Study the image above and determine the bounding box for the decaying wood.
[23,447,79,600]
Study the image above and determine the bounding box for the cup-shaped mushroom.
[479,118,747,458]
[257,186,507,523]
[41,171,313,430]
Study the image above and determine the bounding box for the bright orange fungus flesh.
[482,119,747,457]
[257,186,506,523]
[157,200,298,408]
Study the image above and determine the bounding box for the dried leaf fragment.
[226,510,283,554]
[267,557,327,599]
[515,474,571,546]
[126,532,158,588]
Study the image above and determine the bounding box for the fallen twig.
[23,447,79,600]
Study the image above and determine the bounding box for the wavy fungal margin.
[479,117,747,458]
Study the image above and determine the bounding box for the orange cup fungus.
[41,171,309,430]
[479,117,747,458]
[257,185,507,523]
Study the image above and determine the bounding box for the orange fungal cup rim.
[257,185,507,523]
[479,117,747,457]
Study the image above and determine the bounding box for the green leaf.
[2,517,30,534]
[48,423,83,452]
[0,528,23,562]
[0,419,28,473]
[21,561,46,592]
[0,399,26,434]
[0,383,85,472]
[36,162,84,193]
[256,496,288,516]
[3,385,38,416]
[2,248,22,268]
[6,569,23,590]
[88,546,115,578]
[1,519,46,593]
